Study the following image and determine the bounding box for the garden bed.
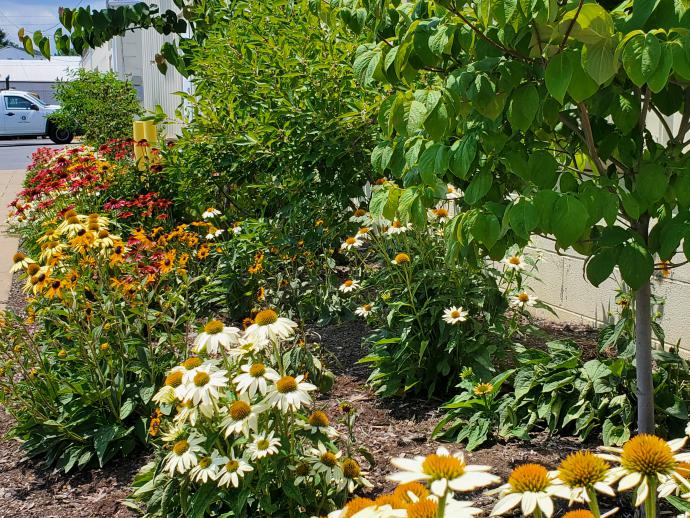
[0,308,617,517]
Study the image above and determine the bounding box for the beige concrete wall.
[528,236,690,353]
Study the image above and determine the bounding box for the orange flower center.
[276,375,298,393]
[182,357,203,370]
[342,498,374,518]
[229,400,251,421]
[249,363,266,377]
[342,458,361,479]
[518,292,530,302]
[509,256,521,265]
[194,371,210,387]
[203,319,224,334]
[308,410,330,427]
[421,453,465,480]
[173,439,189,455]
[165,371,183,387]
[255,309,278,326]
[394,253,410,264]
[509,463,550,492]
[320,451,338,467]
[621,434,676,475]
[558,451,609,488]
[407,499,438,518]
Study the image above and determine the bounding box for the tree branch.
[578,103,607,175]
[675,88,690,142]
[558,0,584,52]
[650,104,674,143]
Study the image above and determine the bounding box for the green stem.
[586,487,601,518]
[644,477,657,518]
[437,493,447,518]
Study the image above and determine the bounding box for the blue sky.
[0,0,106,45]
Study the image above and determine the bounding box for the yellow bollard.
[133,121,147,169]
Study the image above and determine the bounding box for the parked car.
[0,90,73,144]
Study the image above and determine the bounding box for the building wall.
[4,82,58,104]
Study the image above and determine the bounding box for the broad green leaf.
[583,38,619,84]
[561,4,614,45]
[636,163,667,203]
[586,248,618,286]
[622,33,661,86]
[508,84,539,132]
[624,0,658,30]
[449,136,477,179]
[471,212,501,248]
[545,52,573,104]
[418,143,450,183]
[424,97,449,140]
[672,38,690,81]
[610,93,640,134]
[567,57,599,102]
[493,0,518,26]
[674,166,690,207]
[528,150,559,189]
[618,241,654,289]
[508,198,539,238]
[551,195,589,247]
[647,43,673,93]
[602,419,630,446]
[407,100,428,134]
[619,189,641,219]
[464,170,493,205]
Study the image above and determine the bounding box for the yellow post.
[133,121,146,169]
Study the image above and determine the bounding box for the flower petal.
[618,472,642,491]
[521,492,537,516]
[491,493,523,516]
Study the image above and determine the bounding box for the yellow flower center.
[422,453,465,480]
[308,411,330,427]
[27,264,40,275]
[374,494,403,508]
[353,209,366,217]
[256,439,270,450]
[407,499,438,518]
[343,280,353,287]
[509,256,521,265]
[473,383,494,396]
[198,456,212,469]
[394,481,431,503]
[229,400,251,421]
[434,208,449,217]
[394,253,410,264]
[518,292,530,302]
[225,459,239,472]
[358,227,369,235]
[249,363,266,377]
[563,511,595,518]
[182,357,203,370]
[194,371,210,387]
[98,229,110,239]
[67,216,80,225]
[392,220,402,228]
[276,375,298,393]
[342,498,375,518]
[558,451,609,488]
[255,309,278,326]
[621,434,676,475]
[58,349,67,358]
[12,252,26,263]
[203,319,224,334]
[451,310,461,318]
[295,462,310,476]
[346,237,357,245]
[173,439,189,455]
[64,210,77,219]
[509,464,550,492]
[320,451,338,467]
[342,458,361,479]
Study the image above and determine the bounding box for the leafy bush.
[126,311,365,517]
[336,186,545,397]
[51,69,142,146]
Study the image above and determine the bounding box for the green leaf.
[560,3,614,44]
[602,419,630,446]
[418,143,449,182]
[449,136,477,179]
[624,0,657,30]
[667,496,690,513]
[586,248,618,286]
[647,43,673,93]
[611,93,640,134]
[508,198,539,238]
[353,47,381,86]
[507,84,539,132]
[583,37,619,85]
[119,399,135,420]
[551,195,589,248]
[674,166,690,207]
[636,163,667,203]
[471,212,501,248]
[94,424,119,467]
[618,241,654,289]
[407,100,428,134]
[528,150,559,189]
[545,52,573,104]
[567,57,599,102]
[622,33,661,87]
[493,0,518,26]
[464,170,493,205]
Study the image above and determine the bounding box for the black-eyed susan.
[109,243,127,266]
[46,278,64,300]
[390,446,500,497]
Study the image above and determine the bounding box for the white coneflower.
[193,319,242,354]
[265,374,316,412]
[304,410,339,438]
[189,450,225,483]
[356,226,371,239]
[556,451,615,504]
[428,207,450,223]
[599,434,690,507]
[176,364,228,416]
[153,370,184,404]
[10,252,35,273]
[217,453,253,488]
[355,304,373,318]
[214,228,224,237]
[232,225,242,235]
[233,362,280,397]
[164,434,206,475]
[221,393,265,437]
[202,207,221,219]
[491,463,570,517]
[510,292,538,309]
[390,447,500,497]
[391,252,411,265]
[443,306,469,325]
[308,443,344,484]
[503,254,526,270]
[248,432,281,460]
[340,236,363,251]
[406,493,482,518]
[339,457,374,493]
[386,219,411,235]
[339,279,360,293]
[350,208,370,223]
[243,309,298,347]
[446,184,462,199]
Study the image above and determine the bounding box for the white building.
[81,0,189,137]
[0,56,81,104]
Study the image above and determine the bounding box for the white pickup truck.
[0,90,73,144]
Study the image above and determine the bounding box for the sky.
[0,0,106,45]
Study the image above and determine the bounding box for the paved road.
[0,138,61,170]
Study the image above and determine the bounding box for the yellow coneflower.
[473,382,494,396]
[197,244,210,260]
[558,451,614,508]
[257,286,265,301]
[39,241,66,263]
[159,250,176,274]
[659,261,671,278]
[10,252,35,273]
[391,253,411,265]
[109,243,127,266]
[69,228,96,254]
[46,279,64,300]
[492,463,569,517]
[341,497,375,518]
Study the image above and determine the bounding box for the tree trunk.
[635,280,655,434]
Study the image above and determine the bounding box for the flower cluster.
[146,308,370,515]
[103,191,173,220]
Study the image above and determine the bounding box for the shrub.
[51,69,142,146]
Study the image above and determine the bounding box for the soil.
[0,282,643,517]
